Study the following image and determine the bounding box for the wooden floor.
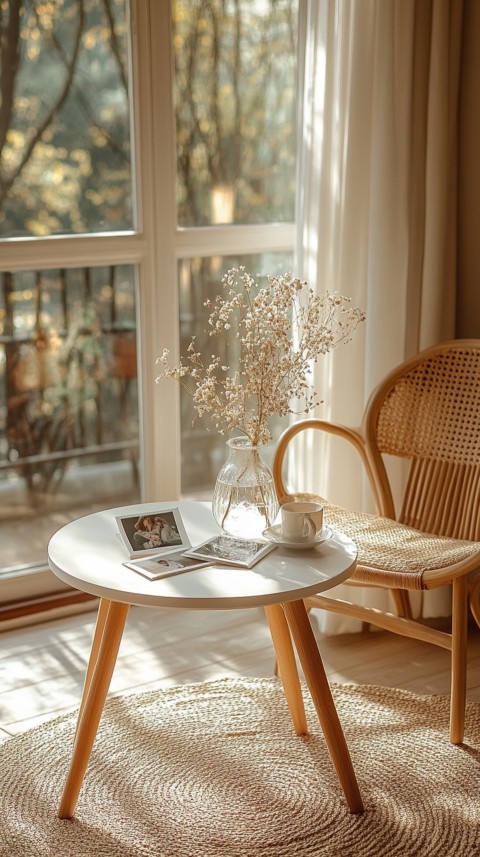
[1,603,480,745]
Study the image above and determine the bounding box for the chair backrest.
[364,340,480,541]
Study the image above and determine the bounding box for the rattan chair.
[272,339,480,744]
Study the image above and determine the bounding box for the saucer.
[262,525,333,550]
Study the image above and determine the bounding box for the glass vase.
[212,437,279,538]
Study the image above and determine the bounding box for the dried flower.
[156,267,365,446]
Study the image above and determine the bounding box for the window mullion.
[175,224,295,260]
[135,0,181,501]
[0,234,150,273]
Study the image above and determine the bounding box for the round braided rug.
[1,678,479,857]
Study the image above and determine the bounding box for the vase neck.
[227,437,262,453]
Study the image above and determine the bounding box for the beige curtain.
[294,0,464,632]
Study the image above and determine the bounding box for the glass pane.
[173,0,298,227]
[0,265,139,572]
[0,0,132,238]
[178,253,293,495]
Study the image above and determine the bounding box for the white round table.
[48,501,363,818]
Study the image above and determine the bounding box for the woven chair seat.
[322,501,480,591]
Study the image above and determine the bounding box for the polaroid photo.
[183,534,276,568]
[116,507,190,559]
[124,549,212,581]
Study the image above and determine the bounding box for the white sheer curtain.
[294,0,464,631]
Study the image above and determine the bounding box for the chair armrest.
[272,418,382,510]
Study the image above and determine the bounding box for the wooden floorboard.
[0,604,479,744]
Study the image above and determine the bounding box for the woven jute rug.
[1,678,479,857]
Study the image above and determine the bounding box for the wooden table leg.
[58,600,130,819]
[75,598,110,738]
[264,604,308,736]
[283,599,364,814]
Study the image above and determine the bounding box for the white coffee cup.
[280,501,324,542]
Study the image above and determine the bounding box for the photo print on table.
[183,534,276,568]
[124,549,212,581]
[116,507,190,559]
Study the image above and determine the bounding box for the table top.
[48,501,357,610]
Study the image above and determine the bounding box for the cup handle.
[303,516,317,539]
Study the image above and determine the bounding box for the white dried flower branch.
[156,267,365,446]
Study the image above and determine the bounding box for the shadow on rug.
[1,678,479,857]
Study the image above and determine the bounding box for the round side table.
[48,500,363,817]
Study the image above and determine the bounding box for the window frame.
[0,0,296,602]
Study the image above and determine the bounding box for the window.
[173,0,297,228]
[0,265,138,572]
[0,0,299,605]
[0,0,142,594]
[178,252,294,494]
[1,0,133,237]
[171,0,299,494]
